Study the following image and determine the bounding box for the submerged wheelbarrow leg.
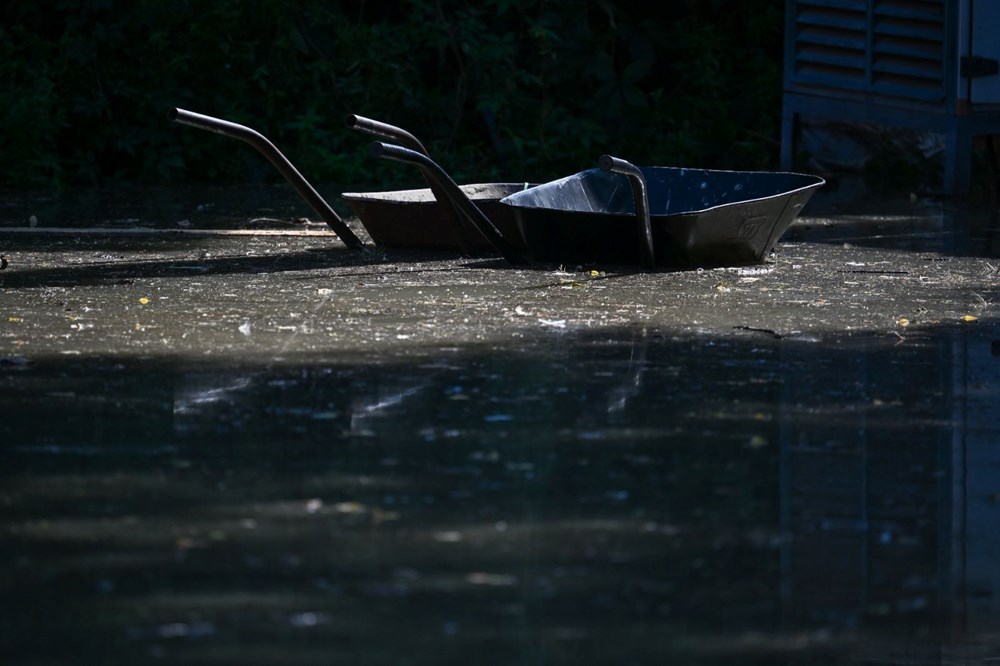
[169,108,365,250]
[598,155,655,269]
[368,141,526,265]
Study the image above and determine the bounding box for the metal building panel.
[970,0,1000,104]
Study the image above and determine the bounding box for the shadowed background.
[0,0,783,190]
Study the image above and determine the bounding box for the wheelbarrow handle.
[169,108,365,250]
[347,115,480,254]
[369,142,526,265]
[346,115,430,157]
[598,155,655,268]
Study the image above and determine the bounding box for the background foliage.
[0,0,784,190]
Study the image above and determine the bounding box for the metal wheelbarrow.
[368,142,824,269]
[341,114,533,255]
[170,107,529,256]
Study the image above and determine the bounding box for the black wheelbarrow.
[341,114,533,255]
[170,107,529,256]
[368,142,824,269]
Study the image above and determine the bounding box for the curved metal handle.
[598,155,655,268]
[346,115,430,156]
[347,114,474,251]
[369,142,525,265]
[170,108,364,249]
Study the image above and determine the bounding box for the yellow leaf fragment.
[961,315,977,322]
[897,318,909,327]
[139,297,150,305]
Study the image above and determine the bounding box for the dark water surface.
[2,325,998,665]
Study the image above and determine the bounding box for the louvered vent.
[790,0,947,103]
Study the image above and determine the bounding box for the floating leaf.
[139,297,150,305]
[897,318,909,327]
[961,315,977,322]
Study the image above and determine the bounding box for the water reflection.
[1,327,998,664]
[787,197,1000,259]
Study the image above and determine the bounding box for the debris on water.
[897,318,910,327]
[539,318,566,328]
[961,315,978,322]
[139,297,150,305]
[238,321,252,336]
[465,572,518,586]
[434,531,463,542]
[155,621,217,639]
[176,219,192,227]
[289,612,330,628]
[305,498,324,513]
[733,266,772,276]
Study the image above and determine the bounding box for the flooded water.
[2,326,999,664]
[2,184,1000,663]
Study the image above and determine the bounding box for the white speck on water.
[466,572,519,586]
[289,612,329,628]
[434,531,463,542]
[238,321,251,336]
[157,622,216,639]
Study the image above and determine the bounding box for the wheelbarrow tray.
[342,182,533,254]
[500,166,824,268]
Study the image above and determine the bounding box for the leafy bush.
[0,0,783,189]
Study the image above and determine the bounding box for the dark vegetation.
[1,0,784,190]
